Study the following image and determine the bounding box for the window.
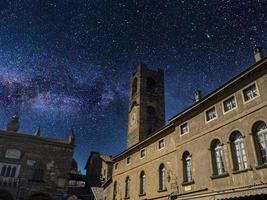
[113,181,117,200]
[125,176,130,198]
[252,121,267,165]
[126,157,131,164]
[140,149,146,158]
[132,78,137,96]
[32,162,44,182]
[11,167,16,177]
[140,171,145,195]
[230,131,248,170]
[183,151,193,183]
[114,163,118,170]
[243,84,258,102]
[223,96,237,112]
[206,107,217,122]
[6,166,11,177]
[147,106,158,133]
[1,165,6,176]
[158,139,165,150]
[210,139,225,175]
[180,122,189,135]
[159,164,166,191]
[146,77,156,93]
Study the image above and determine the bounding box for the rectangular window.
[114,163,118,170]
[126,157,131,164]
[180,122,189,135]
[158,139,165,150]
[223,96,237,112]
[140,149,146,158]
[206,107,217,122]
[243,84,258,102]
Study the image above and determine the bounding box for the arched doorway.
[28,192,52,200]
[0,190,14,200]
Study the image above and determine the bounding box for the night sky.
[0,0,266,172]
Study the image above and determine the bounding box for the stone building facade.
[102,47,267,200]
[0,117,75,200]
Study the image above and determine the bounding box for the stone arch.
[28,192,52,200]
[0,189,14,200]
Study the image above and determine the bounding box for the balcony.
[0,176,19,187]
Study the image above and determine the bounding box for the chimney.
[253,47,264,62]
[194,90,202,102]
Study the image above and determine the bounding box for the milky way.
[0,0,266,170]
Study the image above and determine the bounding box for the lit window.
[223,96,237,112]
[180,122,189,135]
[158,139,165,149]
[243,84,258,102]
[125,176,130,198]
[230,131,248,170]
[206,107,217,122]
[252,121,267,165]
[183,151,193,182]
[127,157,131,164]
[140,171,145,195]
[140,149,146,158]
[159,164,166,190]
[210,139,225,175]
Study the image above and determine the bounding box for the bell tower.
[127,64,165,148]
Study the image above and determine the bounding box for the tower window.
[132,78,137,96]
[146,77,156,93]
[147,106,158,133]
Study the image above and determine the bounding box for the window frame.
[126,156,131,165]
[114,163,118,170]
[242,82,260,104]
[158,139,165,150]
[158,164,167,191]
[139,171,146,195]
[222,95,238,114]
[205,106,218,123]
[180,121,189,135]
[140,149,146,159]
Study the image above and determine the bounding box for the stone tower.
[127,64,165,148]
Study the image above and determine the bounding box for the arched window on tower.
[132,78,137,97]
[230,131,248,170]
[182,151,193,183]
[210,139,225,175]
[139,171,145,195]
[252,121,267,165]
[6,166,11,177]
[147,106,158,133]
[159,164,166,191]
[146,77,156,93]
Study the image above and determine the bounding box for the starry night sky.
[0,0,266,171]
